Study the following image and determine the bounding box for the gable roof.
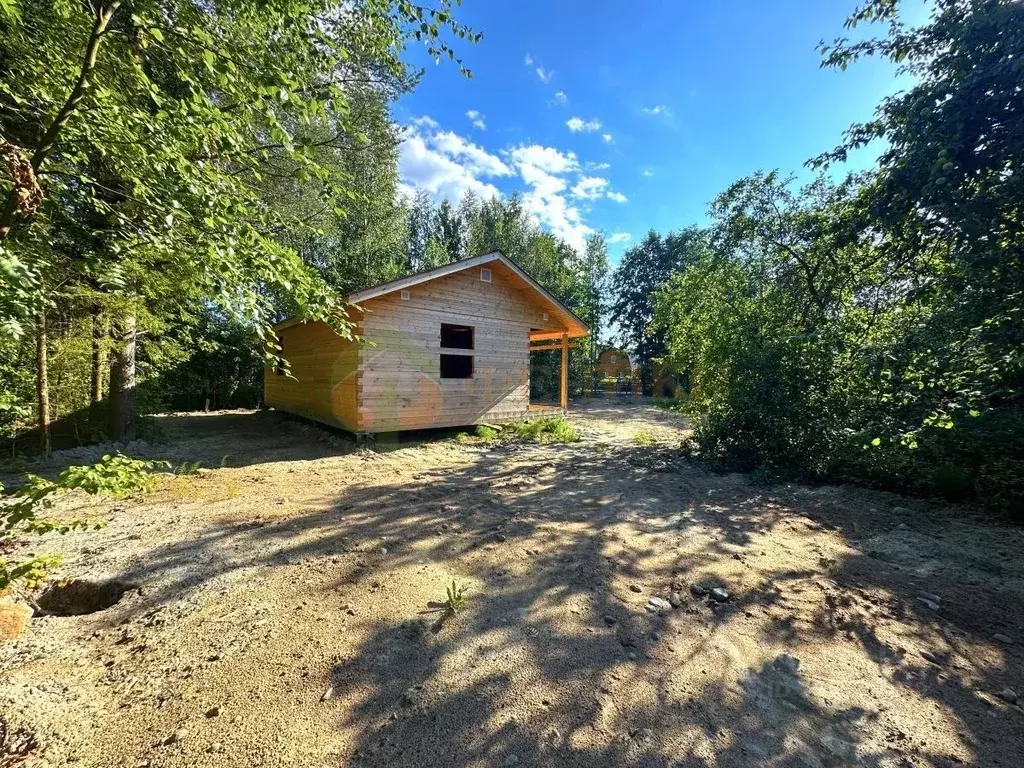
[347,251,589,336]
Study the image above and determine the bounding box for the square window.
[440,354,473,379]
[440,323,474,350]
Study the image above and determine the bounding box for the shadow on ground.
[84,407,1024,768]
[10,406,1024,766]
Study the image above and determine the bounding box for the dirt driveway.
[2,403,1023,767]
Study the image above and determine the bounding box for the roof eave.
[348,251,590,336]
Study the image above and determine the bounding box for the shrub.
[1,453,168,594]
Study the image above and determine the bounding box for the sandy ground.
[2,402,1023,767]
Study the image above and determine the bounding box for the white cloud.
[536,66,554,83]
[642,169,655,177]
[587,161,611,171]
[606,191,628,204]
[554,91,567,104]
[524,53,534,66]
[410,115,439,130]
[465,110,486,130]
[571,176,609,200]
[566,116,602,133]
[607,232,631,244]
[602,133,613,143]
[432,131,511,177]
[399,118,510,204]
[400,121,607,254]
[643,104,672,117]
[507,143,591,252]
[507,144,578,174]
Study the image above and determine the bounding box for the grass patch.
[632,430,654,446]
[515,416,580,443]
[455,424,504,445]
[652,396,691,414]
[454,418,580,445]
[475,424,500,440]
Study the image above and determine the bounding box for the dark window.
[440,323,474,350]
[440,354,473,379]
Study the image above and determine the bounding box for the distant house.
[265,251,589,434]
[595,346,633,393]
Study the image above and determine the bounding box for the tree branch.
[0,0,122,240]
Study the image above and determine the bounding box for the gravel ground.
[2,402,1023,767]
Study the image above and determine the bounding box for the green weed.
[445,580,470,614]
[632,430,654,446]
[514,416,579,443]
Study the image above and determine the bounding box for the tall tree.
[609,230,699,363]
[434,199,465,263]
[0,0,478,441]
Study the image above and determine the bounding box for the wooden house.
[594,346,633,393]
[265,251,589,434]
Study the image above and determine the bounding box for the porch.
[528,330,580,412]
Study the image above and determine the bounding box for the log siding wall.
[265,262,569,433]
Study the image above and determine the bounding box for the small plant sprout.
[174,460,203,476]
[445,580,470,614]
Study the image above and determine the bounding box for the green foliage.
[54,453,169,497]
[454,424,503,445]
[609,229,706,392]
[651,0,1024,513]
[174,461,202,476]
[475,425,500,440]
[138,307,266,413]
[515,416,580,443]
[652,396,689,415]
[444,580,470,614]
[1,452,167,591]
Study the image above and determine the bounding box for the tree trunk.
[91,305,104,404]
[109,313,137,443]
[35,311,51,455]
[89,305,105,435]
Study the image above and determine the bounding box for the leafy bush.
[57,453,169,496]
[646,1,1024,516]
[1,453,168,592]
[514,416,579,443]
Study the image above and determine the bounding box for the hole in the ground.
[34,579,136,616]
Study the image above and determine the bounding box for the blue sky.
[395,0,929,264]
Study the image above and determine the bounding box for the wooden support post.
[560,332,568,411]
